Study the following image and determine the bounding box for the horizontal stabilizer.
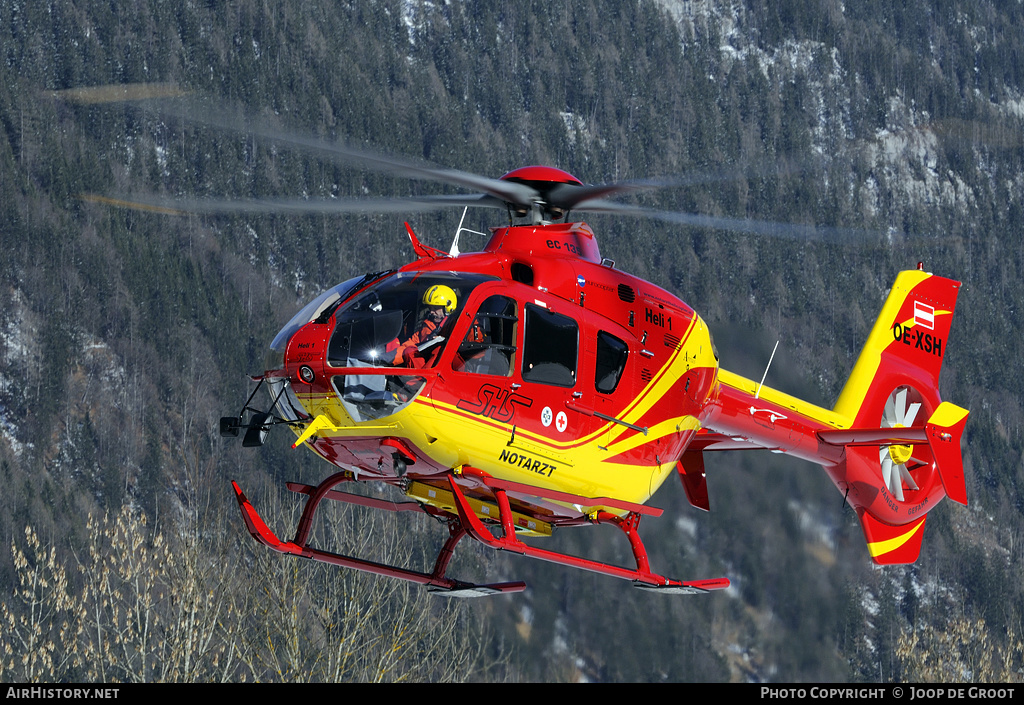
[817,427,927,447]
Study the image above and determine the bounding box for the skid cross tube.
[446,468,729,593]
[231,477,525,596]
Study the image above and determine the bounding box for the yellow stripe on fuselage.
[716,369,848,429]
[287,313,714,509]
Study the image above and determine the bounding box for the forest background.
[1,0,1023,683]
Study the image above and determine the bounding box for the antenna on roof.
[450,207,486,257]
[755,340,780,400]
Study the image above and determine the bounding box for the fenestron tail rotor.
[879,386,923,502]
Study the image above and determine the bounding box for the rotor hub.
[888,442,914,465]
[499,165,583,186]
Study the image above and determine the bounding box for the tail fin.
[826,269,968,564]
[834,269,960,426]
[857,509,928,565]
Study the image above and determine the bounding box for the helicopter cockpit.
[325,272,490,367]
[321,272,492,421]
[263,271,497,425]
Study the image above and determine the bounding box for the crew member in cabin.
[392,285,457,368]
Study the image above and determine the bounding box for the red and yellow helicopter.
[75,94,966,597]
[199,142,970,597]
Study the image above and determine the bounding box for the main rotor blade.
[573,199,877,242]
[81,192,505,216]
[146,99,540,207]
[547,164,805,212]
[63,85,878,238]
[46,82,189,104]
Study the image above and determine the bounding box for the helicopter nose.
[283,320,331,386]
[265,342,287,375]
[265,279,357,376]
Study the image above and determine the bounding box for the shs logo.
[457,383,533,423]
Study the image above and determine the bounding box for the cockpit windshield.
[269,271,392,356]
[327,272,493,369]
[266,272,393,374]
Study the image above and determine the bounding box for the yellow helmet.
[422,284,457,314]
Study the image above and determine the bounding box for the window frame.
[521,303,579,388]
[594,330,629,394]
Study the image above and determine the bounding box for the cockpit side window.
[453,295,518,376]
[327,273,488,368]
[595,331,628,394]
[522,304,578,387]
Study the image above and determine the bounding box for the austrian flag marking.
[914,301,935,330]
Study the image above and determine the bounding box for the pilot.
[393,285,457,368]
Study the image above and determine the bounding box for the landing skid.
[231,476,525,596]
[447,467,729,593]
[231,467,729,596]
